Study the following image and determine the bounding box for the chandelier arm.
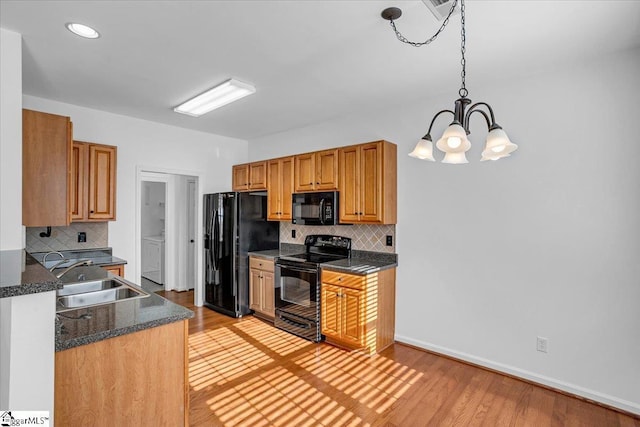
[382,0,458,48]
[425,109,455,136]
[463,109,491,133]
[464,102,497,128]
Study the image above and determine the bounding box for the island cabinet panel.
[22,109,72,227]
[267,156,294,221]
[232,161,267,191]
[55,320,189,427]
[321,268,396,355]
[338,140,397,224]
[294,149,338,192]
[71,141,117,221]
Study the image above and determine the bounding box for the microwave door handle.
[319,198,325,225]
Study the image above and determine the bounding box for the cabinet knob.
[90,210,94,213]
[338,277,343,281]
[316,182,319,185]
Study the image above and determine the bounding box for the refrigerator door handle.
[213,209,220,271]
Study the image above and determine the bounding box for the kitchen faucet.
[55,259,93,279]
[43,251,64,264]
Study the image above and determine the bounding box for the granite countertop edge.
[56,309,194,352]
[0,281,62,298]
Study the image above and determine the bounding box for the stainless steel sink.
[56,277,149,312]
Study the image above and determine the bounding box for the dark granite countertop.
[248,245,398,275]
[56,285,194,351]
[30,248,127,270]
[0,250,62,298]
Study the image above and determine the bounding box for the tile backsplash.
[26,222,108,253]
[280,222,395,253]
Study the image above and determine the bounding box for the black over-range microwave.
[292,192,339,225]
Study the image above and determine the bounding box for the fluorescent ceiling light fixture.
[174,79,256,117]
[65,23,100,39]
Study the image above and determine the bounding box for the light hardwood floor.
[159,290,640,427]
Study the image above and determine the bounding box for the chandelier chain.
[459,0,467,98]
[387,0,458,47]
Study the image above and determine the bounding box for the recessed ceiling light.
[174,78,256,117]
[65,23,100,39]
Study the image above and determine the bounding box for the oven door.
[275,261,318,320]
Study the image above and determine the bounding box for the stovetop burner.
[278,235,352,266]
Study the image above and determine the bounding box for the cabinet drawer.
[250,257,274,272]
[322,270,365,290]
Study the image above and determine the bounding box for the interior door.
[186,179,196,290]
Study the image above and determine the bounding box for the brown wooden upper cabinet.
[339,141,397,224]
[71,141,117,221]
[294,149,339,192]
[266,156,294,221]
[22,109,72,227]
[232,161,267,191]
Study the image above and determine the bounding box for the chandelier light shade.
[381,0,518,164]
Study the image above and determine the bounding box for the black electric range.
[274,235,351,342]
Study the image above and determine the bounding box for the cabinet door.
[359,142,383,223]
[22,109,72,226]
[70,142,88,221]
[88,144,116,220]
[321,284,342,338]
[294,153,315,192]
[249,161,267,190]
[261,271,275,317]
[232,164,249,191]
[102,265,124,277]
[315,149,338,190]
[249,268,262,312]
[338,146,360,223]
[341,287,364,347]
[267,159,282,220]
[279,157,294,220]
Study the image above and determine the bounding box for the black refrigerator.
[203,192,279,317]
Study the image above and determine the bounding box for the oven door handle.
[276,263,317,274]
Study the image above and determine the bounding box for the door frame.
[136,165,203,306]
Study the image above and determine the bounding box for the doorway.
[137,168,201,303]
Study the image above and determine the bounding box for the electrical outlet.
[536,336,548,353]
[386,235,393,246]
[291,229,296,239]
[78,232,87,243]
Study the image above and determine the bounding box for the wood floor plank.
[158,291,640,427]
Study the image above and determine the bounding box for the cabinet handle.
[316,182,320,185]
[338,277,343,281]
[90,210,94,213]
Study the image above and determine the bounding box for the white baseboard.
[395,335,640,416]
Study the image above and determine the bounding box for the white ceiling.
[2,1,639,140]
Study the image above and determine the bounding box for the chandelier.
[381,0,517,163]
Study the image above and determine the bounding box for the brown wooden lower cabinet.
[101,264,125,277]
[249,256,275,320]
[321,268,396,355]
[55,320,189,426]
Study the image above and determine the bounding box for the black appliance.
[275,234,351,342]
[203,192,279,317]
[291,191,339,225]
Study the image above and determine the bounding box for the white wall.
[0,28,23,250]
[23,95,249,286]
[248,48,640,414]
